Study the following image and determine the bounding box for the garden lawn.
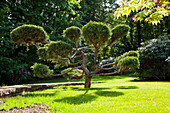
[0,76,170,113]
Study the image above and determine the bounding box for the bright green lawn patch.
[1,76,170,113]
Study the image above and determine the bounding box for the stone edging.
[0,81,104,98]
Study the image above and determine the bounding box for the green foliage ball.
[111,24,130,42]
[64,26,82,44]
[115,51,139,64]
[47,41,72,60]
[10,24,49,45]
[31,63,53,78]
[61,68,83,80]
[82,21,111,49]
[117,56,140,72]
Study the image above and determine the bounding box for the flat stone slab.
[0,81,104,98]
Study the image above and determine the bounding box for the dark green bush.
[0,57,29,85]
[31,63,53,78]
[10,24,49,45]
[61,68,83,80]
[137,34,170,80]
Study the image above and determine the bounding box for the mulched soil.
[0,104,51,113]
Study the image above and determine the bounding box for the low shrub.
[31,63,53,78]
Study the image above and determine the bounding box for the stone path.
[0,81,104,98]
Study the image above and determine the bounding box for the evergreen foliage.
[115,51,139,64]
[117,56,140,72]
[82,21,111,49]
[61,68,83,80]
[64,26,82,44]
[111,24,130,42]
[47,41,72,60]
[10,24,49,45]
[31,63,53,78]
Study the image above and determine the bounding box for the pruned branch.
[101,63,115,68]
[52,66,83,77]
[69,60,83,66]
[102,66,115,70]
[69,55,82,60]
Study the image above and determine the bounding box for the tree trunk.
[84,75,92,88]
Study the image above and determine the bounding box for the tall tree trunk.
[137,21,141,47]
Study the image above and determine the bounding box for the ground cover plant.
[0,76,170,113]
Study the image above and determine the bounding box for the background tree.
[10,22,140,88]
[0,0,82,85]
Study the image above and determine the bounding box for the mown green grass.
[1,76,170,113]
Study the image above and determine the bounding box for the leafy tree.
[114,0,170,25]
[79,0,119,22]
[10,22,140,88]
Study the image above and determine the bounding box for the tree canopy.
[114,0,170,25]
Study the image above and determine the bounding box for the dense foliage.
[61,68,83,80]
[82,21,111,50]
[10,24,49,45]
[64,26,82,45]
[137,34,170,80]
[114,0,170,25]
[115,51,140,72]
[31,63,53,78]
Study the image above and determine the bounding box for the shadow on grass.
[129,79,170,83]
[70,87,111,91]
[91,75,128,81]
[95,91,124,97]
[53,94,97,105]
[24,92,56,97]
[117,86,138,89]
[24,88,58,97]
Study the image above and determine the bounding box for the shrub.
[137,34,170,80]
[115,51,139,64]
[61,68,83,80]
[0,57,29,85]
[31,63,53,78]
[117,56,140,72]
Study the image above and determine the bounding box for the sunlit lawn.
[0,76,170,113]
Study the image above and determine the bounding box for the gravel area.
[0,104,51,113]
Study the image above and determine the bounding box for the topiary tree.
[10,22,140,88]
